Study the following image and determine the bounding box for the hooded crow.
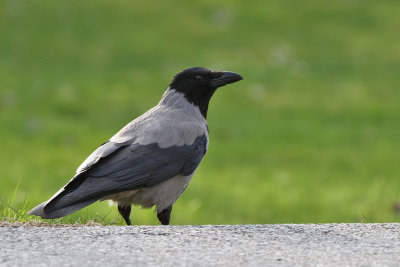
[28,67,243,225]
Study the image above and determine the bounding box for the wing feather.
[39,134,207,217]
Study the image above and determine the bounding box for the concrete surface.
[1,223,399,266]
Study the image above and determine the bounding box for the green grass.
[1,0,400,225]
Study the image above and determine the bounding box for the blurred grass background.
[1,0,399,225]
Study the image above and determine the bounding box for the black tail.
[27,198,98,219]
[28,173,105,219]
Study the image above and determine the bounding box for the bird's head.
[168,67,243,118]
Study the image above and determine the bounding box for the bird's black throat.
[179,87,217,119]
[169,83,217,119]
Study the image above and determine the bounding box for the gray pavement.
[1,223,399,266]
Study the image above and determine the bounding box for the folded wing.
[28,134,207,219]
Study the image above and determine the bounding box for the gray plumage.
[28,67,242,225]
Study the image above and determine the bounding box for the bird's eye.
[195,75,204,82]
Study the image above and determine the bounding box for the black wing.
[29,134,207,219]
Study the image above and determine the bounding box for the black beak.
[209,71,243,88]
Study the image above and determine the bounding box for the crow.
[28,67,243,225]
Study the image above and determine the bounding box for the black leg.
[157,206,172,225]
[118,204,132,225]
